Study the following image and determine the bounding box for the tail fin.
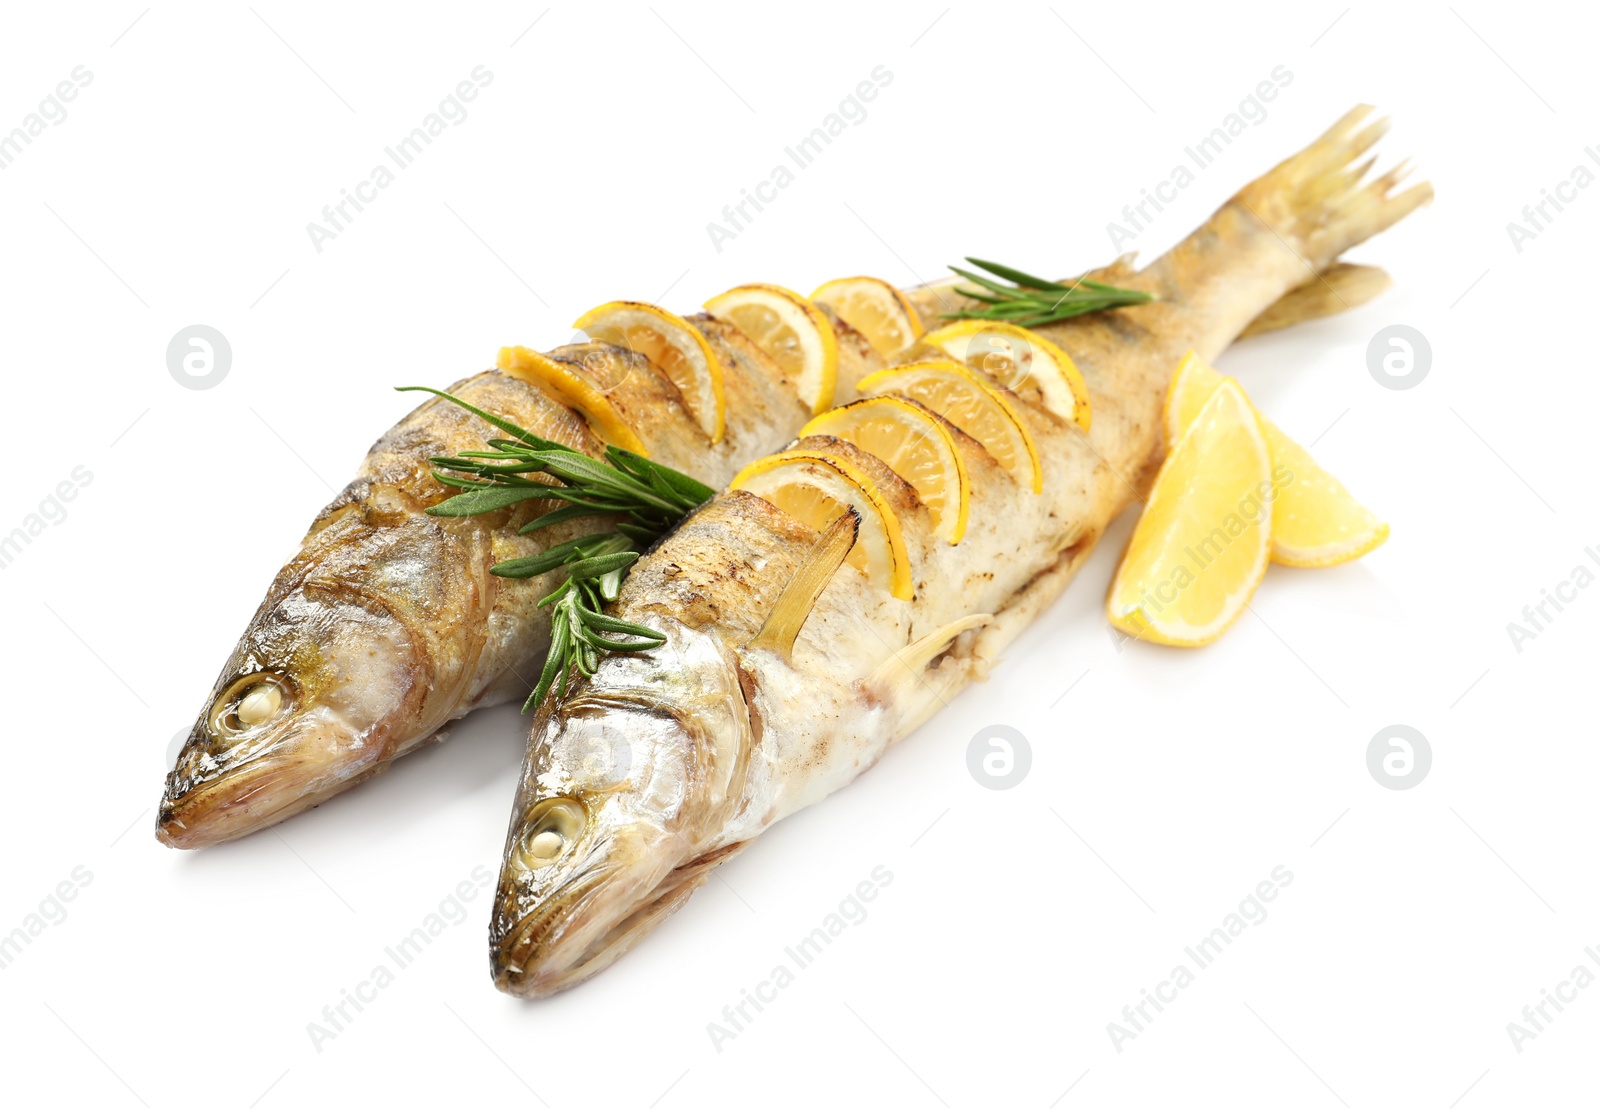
[1234,105,1432,270]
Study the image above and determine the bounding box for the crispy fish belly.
[155,312,878,849]
[490,107,1432,996]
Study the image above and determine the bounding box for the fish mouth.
[155,714,386,849]
[156,753,329,848]
[491,864,625,997]
[491,844,739,998]
[491,860,712,998]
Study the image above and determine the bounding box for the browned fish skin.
[156,315,853,848]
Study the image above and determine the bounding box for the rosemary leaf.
[941,257,1156,329]
[410,387,714,712]
[429,485,548,516]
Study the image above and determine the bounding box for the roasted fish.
[156,316,887,847]
[489,107,1431,995]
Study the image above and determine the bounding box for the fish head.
[491,620,751,997]
[156,566,425,849]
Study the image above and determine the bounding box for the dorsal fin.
[866,613,992,696]
[746,511,859,662]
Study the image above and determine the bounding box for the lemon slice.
[810,276,923,357]
[1108,378,1271,646]
[732,449,912,600]
[705,284,839,415]
[1166,352,1389,567]
[573,301,726,442]
[855,360,1042,494]
[496,345,646,455]
[921,320,1091,430]
[801,397,971,544]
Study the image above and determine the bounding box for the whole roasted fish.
[156,316,887,847]
[489,107,1431,995]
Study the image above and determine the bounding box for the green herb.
[395,386,714,711]
[942,257,1156,328]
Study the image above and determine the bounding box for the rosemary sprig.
[511,536,671,713]
[942,257,1156,328]
[395,386,714,711]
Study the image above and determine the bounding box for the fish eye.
[513,797,587,870]
[209,671,294,740]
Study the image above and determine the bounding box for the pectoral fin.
[746,511,859,662]
[1240,263,1392,338]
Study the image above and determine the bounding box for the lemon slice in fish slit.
[922,319,1091,430]
[810,276,923,358]
[732,449,912,600]
[705,284,839,415]
[573,301,726,442]
[496,345,647,455]
[855,360,1043,494]
[801,396,971,545]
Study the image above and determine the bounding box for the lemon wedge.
[573,301,726,442]
[1108,378,1272,646]
[496,345,646,455]
[731,449,912,600]
[921,320,1091,430]
[705,284,839,414]
[810,276,923,357]
[855,360,1042,494]
[801,397,971,544]
[1166,352,1389,567]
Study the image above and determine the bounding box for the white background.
[1,2,1594,1112]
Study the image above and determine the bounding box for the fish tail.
[1233,104,1433,270]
